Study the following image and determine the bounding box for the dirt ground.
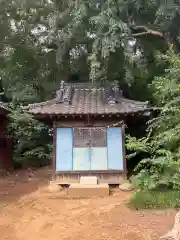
[0,167,176,240]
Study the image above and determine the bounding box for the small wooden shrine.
[26,82,149,184]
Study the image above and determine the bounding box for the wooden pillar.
[52,121,56,181]
[122,123,127,179]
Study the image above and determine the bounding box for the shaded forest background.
[0,0,180,190]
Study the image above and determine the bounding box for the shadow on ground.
[0,167,52,203]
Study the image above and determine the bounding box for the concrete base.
[67,184,109,197]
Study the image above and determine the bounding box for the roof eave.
[27,108,151,118]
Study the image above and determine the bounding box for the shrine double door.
[56,127,124,171]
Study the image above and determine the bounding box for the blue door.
[73,128,90,170]
[90,147,108,170]
[107,127,123,170]
[56,128,73,171]
[73,128,108,170]
[73,148,90,170]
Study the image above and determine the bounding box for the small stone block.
[119,182,133,192]
[80,176,98,185]
[48,181,62,193]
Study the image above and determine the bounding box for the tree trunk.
[160,211,180,240]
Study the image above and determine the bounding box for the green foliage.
[0,0,56,167]
[127,50,180,191]
[132,153,180,190]
[128,190,180,209]
[126,135,152,159]
[8,104,52,167]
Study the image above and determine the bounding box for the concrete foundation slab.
[67,184,109,197]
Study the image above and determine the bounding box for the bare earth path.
[0,167,176,240]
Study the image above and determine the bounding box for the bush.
[131,153,180,190]
[128,190,180,209]
[126,52,180,193]
[8,105,52,168]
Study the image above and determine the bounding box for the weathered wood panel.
[56,119,124,128]
[0,138,13,174]
[0,116,13,173]
[0,118,6,137]
[55,171,126,184]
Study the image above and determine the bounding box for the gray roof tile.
[25,83,149,116]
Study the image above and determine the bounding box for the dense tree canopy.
[0,0,180,101]
[0,0,179,173]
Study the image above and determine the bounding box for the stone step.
[67,184,109,197]
[80,176,98,185]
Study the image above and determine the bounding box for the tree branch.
[130,25,175,48]
[131,26,165,38]
[132,25,149,31]
[131,25,164,38]
[132,30,164,38]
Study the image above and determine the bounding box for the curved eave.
[27,108,152,120]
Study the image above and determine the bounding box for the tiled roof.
[25,83,149,116]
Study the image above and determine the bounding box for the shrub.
[128,190,180,209]
[8,105,52,168]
